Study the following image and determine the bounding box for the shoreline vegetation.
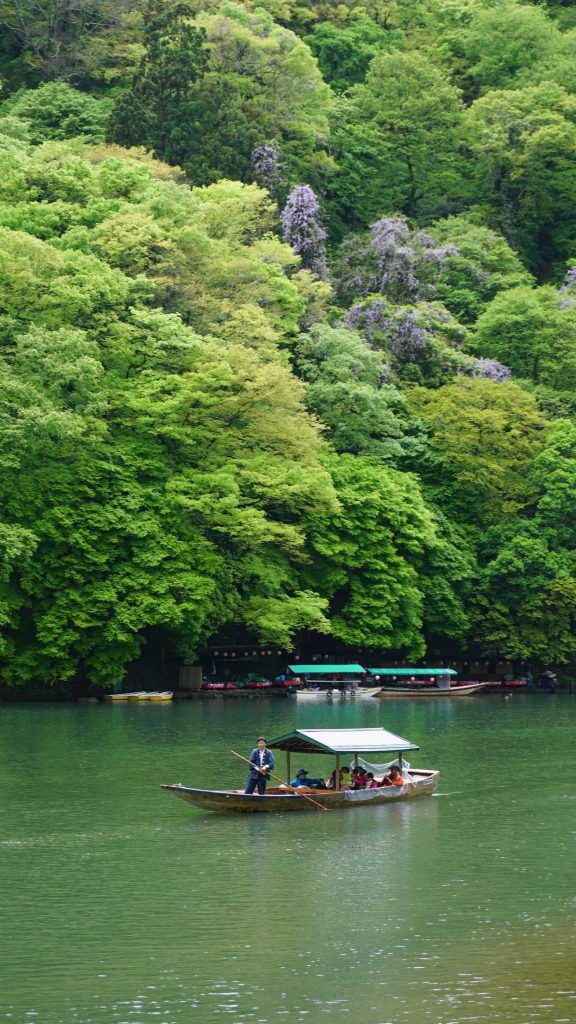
[1,0,576,694]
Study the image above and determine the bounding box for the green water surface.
[0,694,574,1024]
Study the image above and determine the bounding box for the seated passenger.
[328,766,351,789]
[290,768,311,789]
[366,772,379,789]
[349,768,366,790]
[380,765,404,787]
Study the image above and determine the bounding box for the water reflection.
[0,695,574,1023]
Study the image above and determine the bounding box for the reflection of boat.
[289,663,380,700]
[368,668,490,697]
[161,727,439,813]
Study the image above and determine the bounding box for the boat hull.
[375,682,490,697]
[160,771,439,813]
[296,687,381,700]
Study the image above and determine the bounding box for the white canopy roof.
[267,727,419,754]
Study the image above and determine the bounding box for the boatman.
[245,736,275,795]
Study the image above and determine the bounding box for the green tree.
[108,1,333,188]
[0,0,143,88]
[328,51,466,232]
[0,81,111,142]
[465,81,576,275]
[409,377,549,525]
[473,284,576,389]
[292,322,411,460]
[305,18,404,92]
[459,2,561,95]
[305,452,437,656]
[107,0,209,167]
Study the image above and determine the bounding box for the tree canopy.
[2,0,576,686]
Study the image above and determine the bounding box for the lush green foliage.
[2,0,576,685]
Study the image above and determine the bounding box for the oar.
[230,749,328,811]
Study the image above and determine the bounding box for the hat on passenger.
[296,768,308,776]
[257,736,266,742]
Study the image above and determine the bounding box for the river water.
[1,694,574,1024]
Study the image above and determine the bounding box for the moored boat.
[103,691,146,701]
[289,664,380,699]
[368,668,490,697]
[161,727,439,813]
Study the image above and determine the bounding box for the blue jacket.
[248,747,275,779]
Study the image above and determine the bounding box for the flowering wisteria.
[252,144,281,194]
[368,216,460,302]
[471,358,511,382]
[559,265,576,309]
[345,300,428,358]
[281,185,328,279]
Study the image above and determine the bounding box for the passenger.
[328,766,351,789]
[350,768,366,790]
[366,772,379,789]
[290,768,311,789]
[381,765,404,787]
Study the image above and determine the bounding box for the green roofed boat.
[160,727,439,813]
[289,664,382,699]
[368,668,490,697]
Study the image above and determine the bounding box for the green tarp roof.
[368,668,456,676]
[289,664,365,675]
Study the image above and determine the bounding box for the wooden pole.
[230,750,328,811]
[335,753,340,792]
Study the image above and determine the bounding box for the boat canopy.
[367,668,456,676]
[266,727,419,755]
[288,664,365,674]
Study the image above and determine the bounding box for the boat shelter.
[289,664,365,675]
[288,664,366,690]
[267,727,419,791]
[367,668,456,677]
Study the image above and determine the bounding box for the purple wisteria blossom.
[368,216,459,302]
[472,358,511,382]
[281,185,328,279]
[345,300,427,358]
[559,265,576,309]
[252,144,281,194]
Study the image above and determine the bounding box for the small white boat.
[290,663,379,700]
[296,686,381,700]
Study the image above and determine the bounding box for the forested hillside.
[1,0,576,688]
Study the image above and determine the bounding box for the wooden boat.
[161,727,439,813]
[289,664,380,700]
[368,668,490,697]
